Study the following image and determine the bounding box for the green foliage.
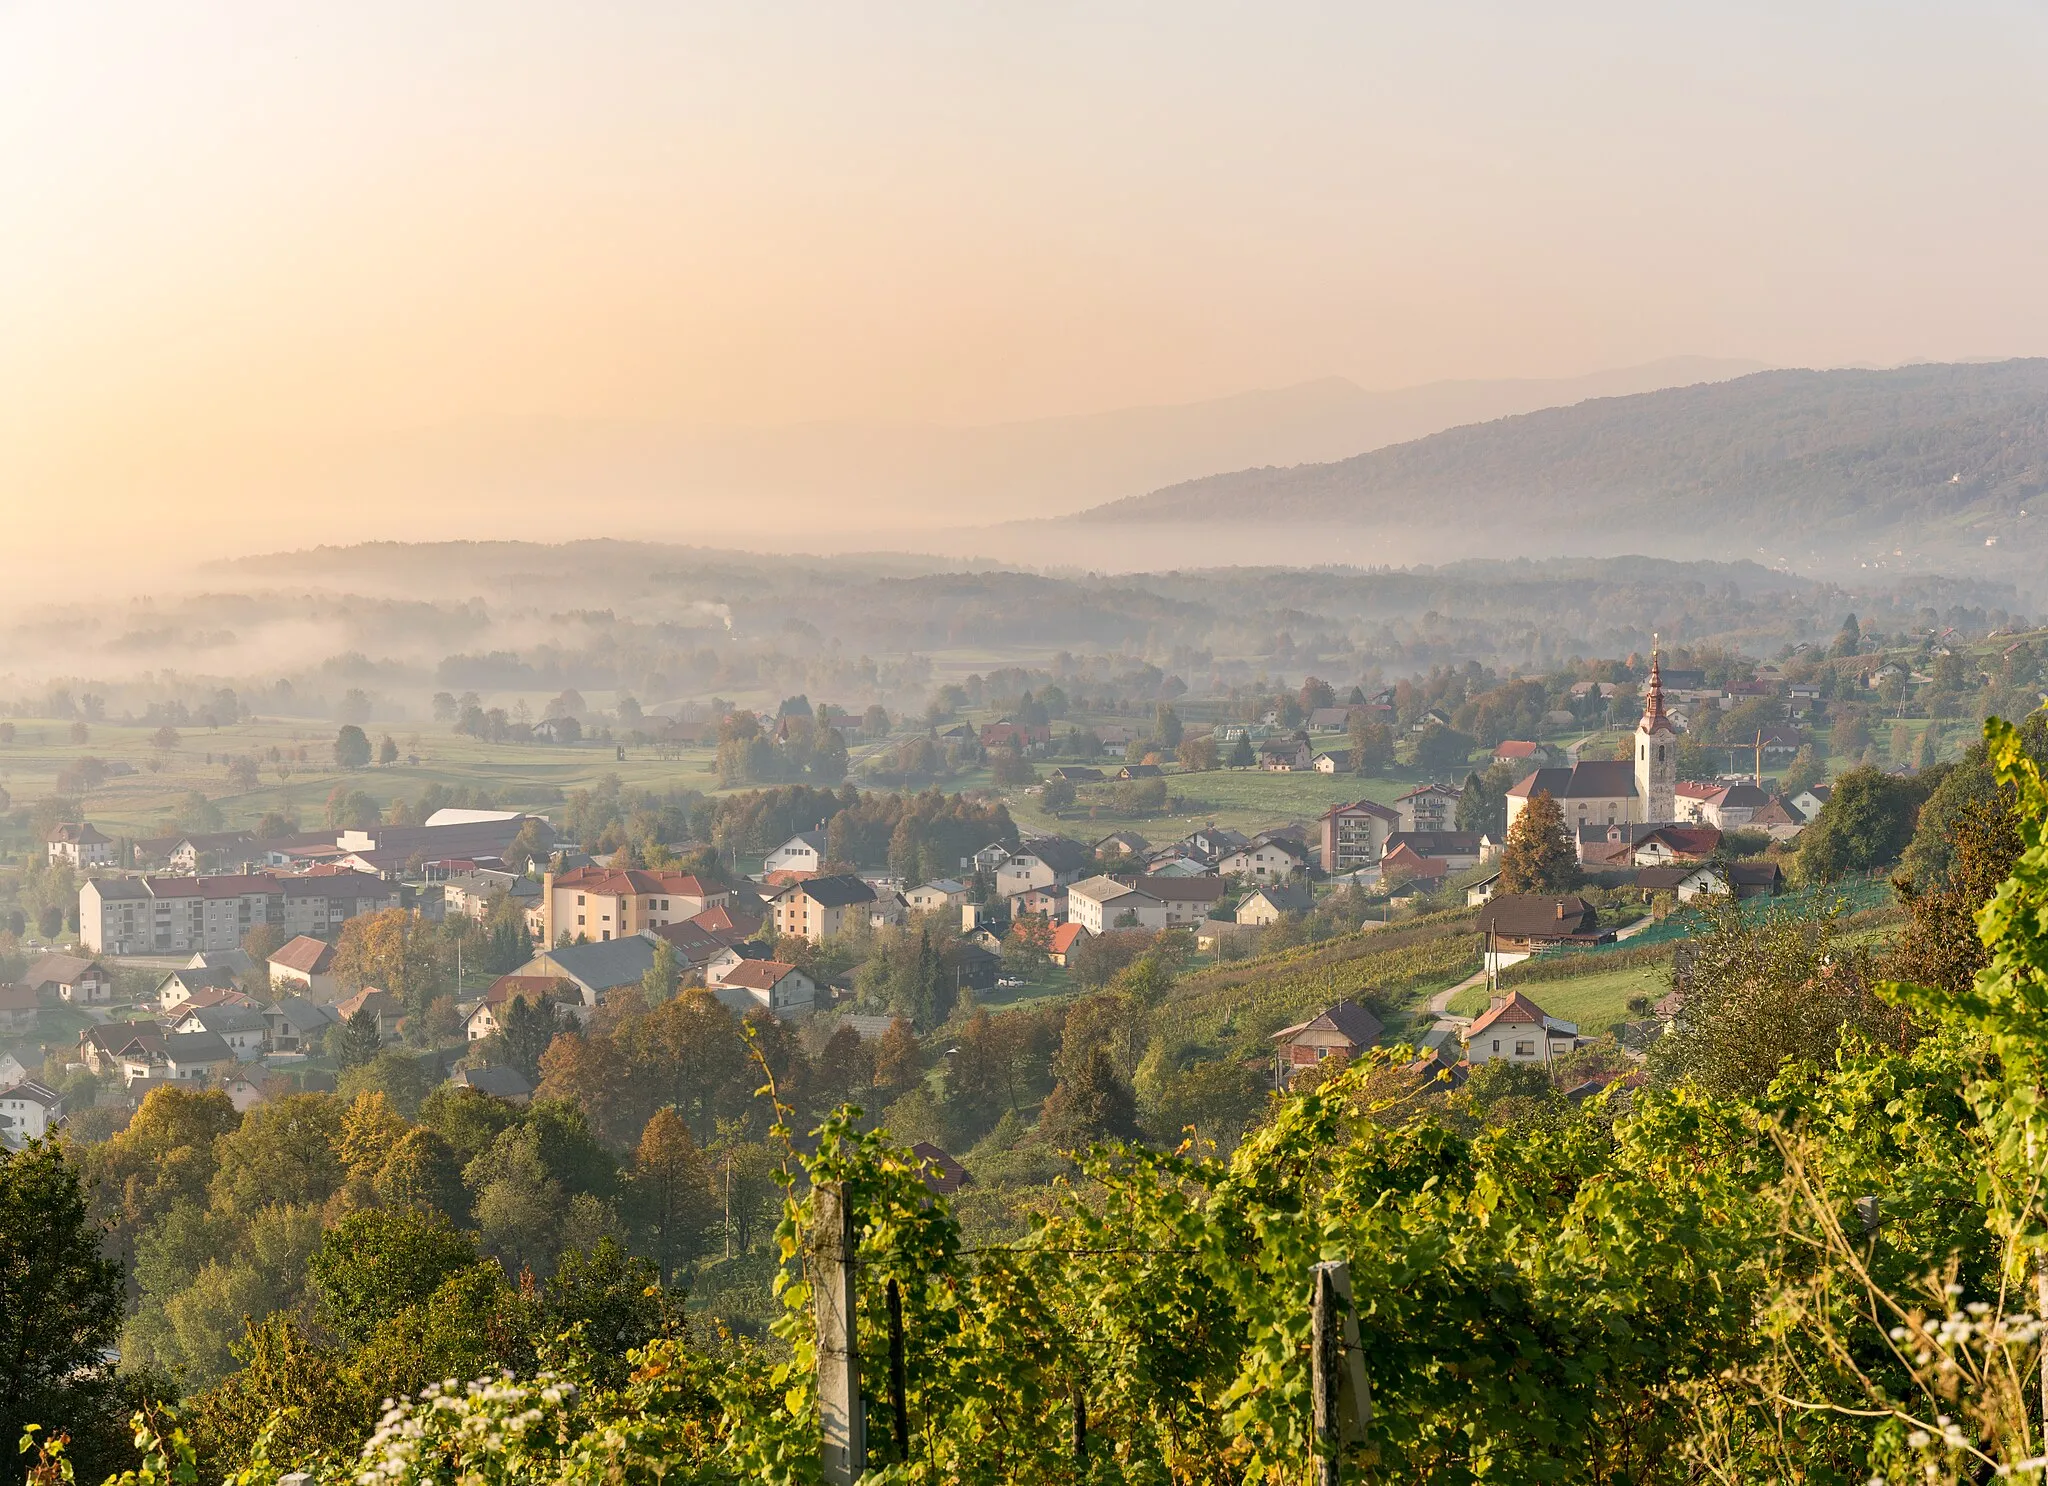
[1797,763,1934,881]
[308,1208,479,1346]
[1498,790,1579,893]
[333,725,371,770]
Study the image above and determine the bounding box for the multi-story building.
[1317,799,1401,874]
[47,822,114,868]
[541,867,729,946]
[80,871,399,955]
[768,875,878,943]
[1394,783,1464,833]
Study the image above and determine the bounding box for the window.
[1514,1039,1536,1057]
[1491,1039,1500,1052]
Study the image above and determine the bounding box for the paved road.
[1428,967,1489,1026]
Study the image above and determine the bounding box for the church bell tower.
[1635,647,1677,823]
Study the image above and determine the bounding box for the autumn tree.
[630,1108,719,1284]
[333,907,442,1017]
[334,725,372,769]
[1497,791,1578,894]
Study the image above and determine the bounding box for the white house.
[1464,992,1579,1066]
[995,838,1092,899]
[904,879,968,913]
[46,822,114,868]
[166,1004,270,1061]
[0,1081,64,1145]
[764,832,828,875]
[1067,877,1164,934]
[22,953,114,1005]
[710,959,817,1018]
[1216,839,1306,882]
[267,936,339,998]
[1236,884,1314,926]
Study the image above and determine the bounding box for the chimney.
[1556,900,1569,920]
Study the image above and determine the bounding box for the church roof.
[1507,761,1638,801]
[1639,651,1675,735]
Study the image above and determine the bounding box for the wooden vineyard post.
[886,1276,910,1463]
[814,1182,866,1483]
[1310,1260,1372,1485]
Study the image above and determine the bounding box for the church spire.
[1639,642,1671,734]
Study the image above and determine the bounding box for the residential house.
[763,831,828,876]
[961,842,1013,876]
[1311,751,1348,773]
[1728,861,1786,898]
[1215,838,1307,881]
[1636,864,1728,902]
[514,936,662,1011]
[1048,922,1090,966]
[47,822,114,867]
[1381,831,1488,870]
[263,996,337,1053]
[542,865,728,946]
[166,831,259,872]
[166,1003,269,1061]
[1465,991,1580,1066]
[1119,762,1166,781]
[1048,766,1105,784]
[22,952,113,1005]
[1490,741,1551,769]
[904,880,969,913]
[980,720,1050,753]
[911,1142,971,1196]
[1306,707,1360,733]
[452,1065,534,1103]
[155,965,245,1012]
[1067,877,1160,934]
[267,935,339,998]
[1475,894,1611,971]
[464,976,579,1041]
[1271,1000,1384,1081]
[79,1024,156,1078]
[995,838,1092,899]
[710,960,817,1018]
[702,941,775,987]
[1318,799,1401,874]
[0,985,38,1034]
[651,917,759,981]
[1790,785,1833,823]
[1012,885,1067,921]
[1257,737,1312,772]
[1749,798,1807,841]
[441,870,542,924]
[1673,781,1772,830]
[0,1081,64,1145]
[1377,843,1448,891]
[1093,724,1134,757]
[332,987,403,1040]
[1236,883,1314,926]
[1572,820,1719,869]
[0,1054,24,1089]
[156,1029,238,1085]
[1394,782,1464,832]
[1465,872,1502,906]
[944,941,1002,994]
[769,875,880,943]
[223,1075,268,1113]
[1092,831,1150,859]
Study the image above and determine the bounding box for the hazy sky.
[5,1,2048,567]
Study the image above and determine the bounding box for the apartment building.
[80,871,399,955]
[541,866,730,945]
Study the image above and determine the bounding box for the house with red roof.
[1048,921,1090,965]
[1464,991,1579,1067]
[541,866,729,946]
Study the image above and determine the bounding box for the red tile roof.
[1467,990,1555,1038]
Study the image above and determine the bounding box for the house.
[1381,831,1488,870]
[452,1065,534,1103]
[1377,843,1448,890]
[1465,872,1502,907]
[981,720,1051,752]
[1119,762,1166,781]
[1318,799,1401,875]
[1490,741,1551,769]
[702,940,774,987]
[47,822,114,868]
[961,842,1013,876]
[158,1029,238,1084]
[516,935,663,1010]
[1572,820,1720,869]
[23,953,114,1005]
[1394,783,1464,833]
[1790,785,1832,823]
[1215,838,1307,881]
[1067,874,1225,933]
[440,870,542,923]
[332,987,403,1040]
[1236,883,1314,926]
[904,880,969,913]
[0,1081,64,1145]
[223,1075,268,1113]
[1093,724,1134,757]
[0,1053,25,1089]
[463,975,580,1041]
[1257,738,1312,772]
[1749,798,1807,841]
[1271,1000,1384,1080]
[1306,707,1358,733]
[1673,781,1772,830]
[1310,751,1348,774]
[263,996,337,1053]
[79,1024,156,1078]
[995,838,1092,899]
[1012,885,1067,921]
[0,985,39,1034]
[710,959,818,1018]
[769,875,880,943]
[267,936,339,998]
[166,1003,270,1060]
[1464,991,1579,1066]
[1475,894,1611,971]
[1728,861,1786,898]
[541,865,729,946]
[944,942,1002,994]
[1636,864,1728,902]
[1048,922,1091,966]
[1093,831,1150,859]
[763,831,829,876]
[910,1141,971,1196]
[1048,766,1105,784]
[155,965,245,1012]
[1143,855,1213,879]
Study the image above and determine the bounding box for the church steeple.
[1635,640,1676,822]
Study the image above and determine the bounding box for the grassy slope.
[1449,963,1665,1036]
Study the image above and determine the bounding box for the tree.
[151,724,181,751]
[1348,716,1393,774]
[991,744,1037,788]
[1299,677,1336,714]
[497,994,561,1083]
[0,1141,124,1480]
[377,734,400,765]
[1497,792,1578,893]
[1415,722,1478,774]
[1227,734,1256,769]
[630,1109,718,1285]
[1041,776,1077,811]
[334,907,441,1015]
[1176,733,1217,773]
[1778,745,1824,799]
[1888,792,2020,999]
[1830,613,1861,658]
[337,1048,436,1119]
[374,1127,469,1218]
[337,1008,383,1070]
[207,1094,347,1217]
[334,725,372,769]
[1153,705,1184,748]
[1796,765,1929,881]
[1455,762,1518,837]
[308,1207,479,1347]
[1039,1046,1141,1148]
[641,940,682,1005]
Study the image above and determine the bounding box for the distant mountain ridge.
[1078,359,2048,567]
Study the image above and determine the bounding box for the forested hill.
[1078,359,2048,559]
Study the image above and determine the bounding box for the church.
[1505,655,1678,835]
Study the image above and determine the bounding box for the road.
[1428,967,1488,1027]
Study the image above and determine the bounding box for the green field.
[1005,764,1410,839]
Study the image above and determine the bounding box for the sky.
[5,1,2048,572]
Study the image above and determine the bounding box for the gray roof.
[162,1029,235,1065]
[796,874,879,908]
[176,1005,269,1036]
[526,935,661,995]
[454,1065,533,1099]
[266,996,338,1032]
[1245,883,1315,913]
[24,953,102,988]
